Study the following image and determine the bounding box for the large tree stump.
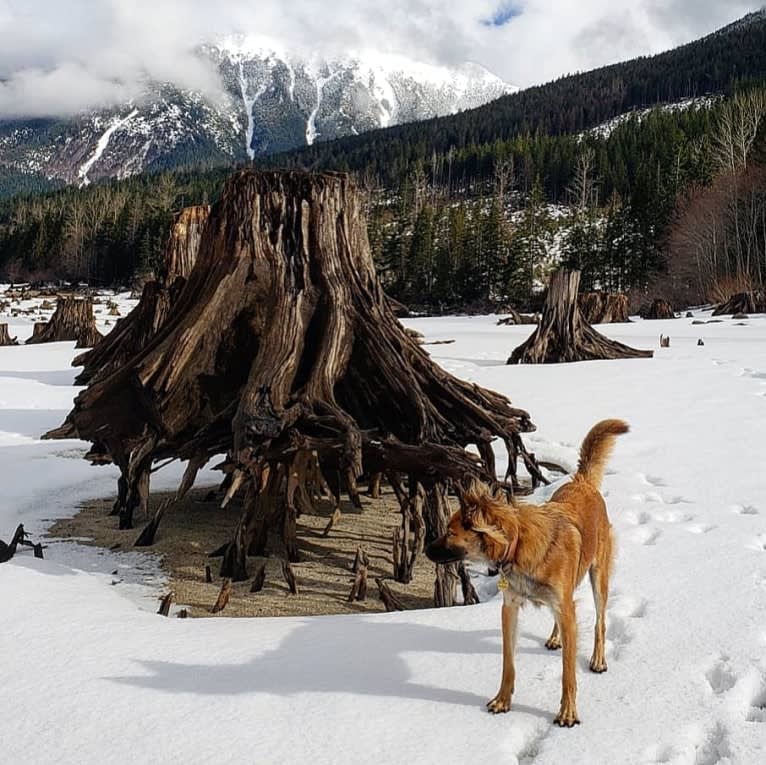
[712,290,766,317]
[73,206,210,385]
[26,297,101,348]
[639,299,675,320]
[45,171,541,607]
[508,270,653,364]
[0,323,18,346]
[578,292,630,324]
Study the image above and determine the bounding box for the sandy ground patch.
[48,485,438,617]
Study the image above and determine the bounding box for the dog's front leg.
[487,592,520,713]
[554,598,580,727]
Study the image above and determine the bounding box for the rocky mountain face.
[0,40,515,189]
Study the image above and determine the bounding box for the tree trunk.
[578,292,630,324]
[0,323,18,346]
[45,170,541,605]
[27,297,102,348]
[509,270,653,364]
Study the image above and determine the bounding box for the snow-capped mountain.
[0,41,516,188]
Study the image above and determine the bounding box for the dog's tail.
[576,419,629,489]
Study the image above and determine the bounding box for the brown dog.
[425,419,628,727]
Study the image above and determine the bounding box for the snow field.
[0,305,765,763]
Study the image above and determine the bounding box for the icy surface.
[1,302,766,764]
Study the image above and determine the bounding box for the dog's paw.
[545,637,562,650]
[486,694,512,714]
[554,703,580,727]
[589,656,608,673]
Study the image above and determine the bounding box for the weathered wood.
[712,290,766,316]
[509,270,653,364]
[578,292,630,324]
[639,299,675,320]
[458,563,480,605]
[250,563,267,592]
[0,324,18,346]
[348,547,369,602]
[497,309,538,325]
[157,592,174,616]
[46,170,542,606]
[0,524,27,563]
[162,205,210,284]
[211,578,232,613]
[26,297,102,348]
[376,577,406,612]
[134,499,172,547]
[281,560,299,595]
[73,206,210,385]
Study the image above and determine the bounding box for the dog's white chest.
[500,567,551,606]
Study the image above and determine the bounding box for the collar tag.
[497,572,509,591]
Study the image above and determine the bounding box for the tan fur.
[427,419,628,726]
[577,418,629,488]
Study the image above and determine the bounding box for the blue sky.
[483,3,524,27]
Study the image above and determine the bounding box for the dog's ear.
[474,515,518,564]
[458,477,486,526]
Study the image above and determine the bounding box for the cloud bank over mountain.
[0,0,761,117]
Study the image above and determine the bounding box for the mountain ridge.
[0,44,514,191]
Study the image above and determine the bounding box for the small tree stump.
[250,563,267,592]
[660,335,670,348]
[697,339,705,346]
[26,297,102,348]
[376,577,405,612]
[508,270,653,364]
[348,548,369,602]
[281,560,299,595]
[0,323,18,346]
[157,592,174,616]
[578,292,630,324]
[713,290,766,317]
[639,299,675,320]
[211,578,232,613]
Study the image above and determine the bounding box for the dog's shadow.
[108,616,548,717]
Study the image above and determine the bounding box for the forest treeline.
[1,14,766,308]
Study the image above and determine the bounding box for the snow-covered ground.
[1,304,766,764]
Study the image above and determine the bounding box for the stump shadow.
[109,616,548,718]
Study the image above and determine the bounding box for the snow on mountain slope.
[0,42,516,188]
[583,95,719,140]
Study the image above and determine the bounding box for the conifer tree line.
[0,86,765,309]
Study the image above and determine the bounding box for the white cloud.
[0,0,761,118]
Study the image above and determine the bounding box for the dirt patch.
[48,486,437,618]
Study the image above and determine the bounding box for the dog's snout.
[426,537,467,564]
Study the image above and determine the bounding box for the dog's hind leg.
[554,597,580,727]
[545,621,561,650]
[588,565,609,673]
[487,593,521,714]
[589,530,613,673]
